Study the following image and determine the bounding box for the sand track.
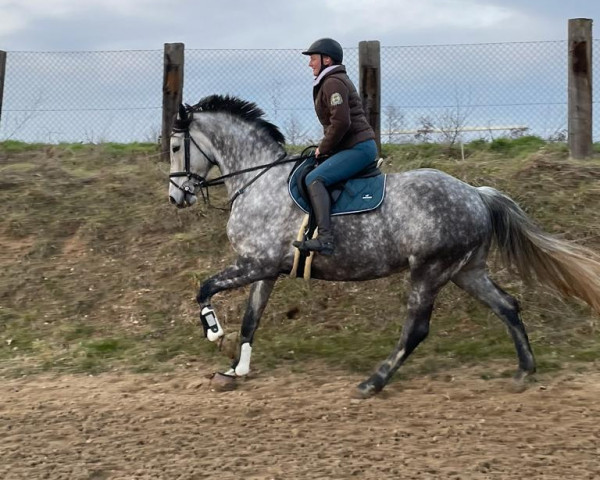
[1,366,599,479]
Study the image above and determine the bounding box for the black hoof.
[354,380,381,399]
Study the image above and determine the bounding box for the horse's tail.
[477,186,600,314]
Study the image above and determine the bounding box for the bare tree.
[414,91,473,146]
[283,114,310,146]
[383,105,405,144]
[144,124,162,144]
[270,81,282,121]
[414,115,435,143]
[5,90,45,140]
[508,126,530,139]
[547,128,567,142]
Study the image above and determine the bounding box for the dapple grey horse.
[168,94,600,398]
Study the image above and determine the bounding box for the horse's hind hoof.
[209,372,238,392]
[509,370,535,393]
[353,381,379,399]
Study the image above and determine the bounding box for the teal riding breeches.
[305,139,377,187]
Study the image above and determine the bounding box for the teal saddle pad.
[288,158,386,216]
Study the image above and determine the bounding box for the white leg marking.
[383,348,406,370]
[393,348,406,364]
[234,343,252,376]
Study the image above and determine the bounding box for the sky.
[1,1,598,143]
[0,0,598,52]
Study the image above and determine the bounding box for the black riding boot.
[293,180,335,256]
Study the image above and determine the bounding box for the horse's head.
[168,104,217,208]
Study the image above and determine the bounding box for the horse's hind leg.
[357,262,451,398]
[452,266,536,382]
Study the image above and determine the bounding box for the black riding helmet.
[302,38,343,64]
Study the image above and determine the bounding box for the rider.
[293,38,377,256]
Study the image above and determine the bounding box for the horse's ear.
[178,104,188,121]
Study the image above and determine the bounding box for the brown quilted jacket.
[313,65,375,155]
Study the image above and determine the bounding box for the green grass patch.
[0,140,47,153]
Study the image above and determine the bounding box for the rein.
[169,124,313,206]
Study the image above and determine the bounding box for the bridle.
[168,125,219,202]
[168,115,312,206]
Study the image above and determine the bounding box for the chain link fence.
[381,41,577,144]
[1,41,598,144]
[183,48,358,146]
[0,50,163,143]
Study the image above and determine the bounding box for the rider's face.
[308,54,322,76]
[309,54,332,76]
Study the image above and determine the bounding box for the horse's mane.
[181,94,285,146]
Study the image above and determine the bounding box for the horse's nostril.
[169,196,177,205]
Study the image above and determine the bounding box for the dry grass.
[1,140,599,379]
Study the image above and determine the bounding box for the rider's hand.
[315,147,320,158]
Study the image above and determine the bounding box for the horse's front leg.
[196,257,277,370]
[219,278,277,377]
[197,257,263,340]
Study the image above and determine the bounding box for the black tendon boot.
[293,180,335,255]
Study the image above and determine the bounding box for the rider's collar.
[313,65,344,87]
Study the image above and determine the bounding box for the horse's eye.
[172,145,181,153]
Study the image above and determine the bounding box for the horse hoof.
[509,371,534,393]
[509,379,528,393]
[353,381,378,399]
[210,372,237,392]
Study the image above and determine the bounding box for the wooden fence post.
[162,43,184,161]
[359,41,381,156]
[0,51,7,131]
[568,18,593,159]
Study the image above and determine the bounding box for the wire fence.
[1,40,599,144]
[0,50,162,144]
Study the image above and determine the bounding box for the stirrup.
[300,237,334,255]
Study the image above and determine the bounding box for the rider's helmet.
[302,38,343,64]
